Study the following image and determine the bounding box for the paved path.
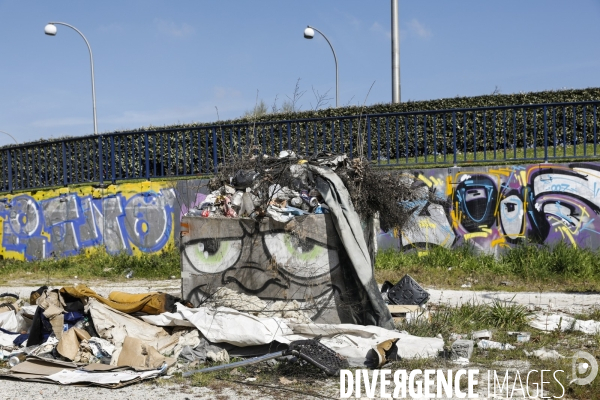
[427,288,600,314]
[3,279,600,314]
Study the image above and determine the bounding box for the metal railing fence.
[1,100,599,193]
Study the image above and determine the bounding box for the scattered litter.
[385,274,430,306]
[507,331,531,342]
[524,348,565,360]
[279,376,296,385]
[477,339,515,350]
[472,329,492,340]
[529,313,600,334]
[451,340,474,360]
[461,283,472,288]
[449,333,465,341]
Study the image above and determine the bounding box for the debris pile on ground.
[0,284,444,388]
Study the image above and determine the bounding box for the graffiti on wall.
[378,162,600,253]
[181,214,363,324]
[0,182,177,260]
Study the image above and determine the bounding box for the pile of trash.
[0,286,443,388]
[187,153,348,223]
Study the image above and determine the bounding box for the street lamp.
[391,0,401,103]
[0,130,18,145]
[304,25,338,108]
[44,22,98,135]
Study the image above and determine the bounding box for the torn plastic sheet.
[307,164,394,329]
[0,330,19,347]
[529,313,600,334]
[143,303,443,367]
[144,303,293,347]
[287,323,444,366]
[0,310,27,333]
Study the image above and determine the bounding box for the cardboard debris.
[56,327,91,360]
[1,356,165,388]
[116,336,175,370]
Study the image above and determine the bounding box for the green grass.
[0,245,180,283]
[378,143,600,169]
[395,300,600,399]
[375,242,600,292]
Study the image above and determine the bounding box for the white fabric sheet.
[142,303,444,366]
[46,368,162,384]
[0,310,26,333]
[529,313,600,334]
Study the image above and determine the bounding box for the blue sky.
[1,1,600,144]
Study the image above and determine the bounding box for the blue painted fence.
[1,100,599,193]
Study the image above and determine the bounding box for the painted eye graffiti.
[185,238,242,274]
[263,232,338,278]
[499,194,524,238]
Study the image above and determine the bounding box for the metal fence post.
[6,150,12,192]
[62,142,68,186]
[212,127,218,173]
[144,133,150,180]
[98,136,103,185]
[367,116,371,161]
[110,136,116,183]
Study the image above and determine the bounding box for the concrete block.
[451,340,474,360]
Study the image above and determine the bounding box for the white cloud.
[408,18,432,38]
[370,21,391,39]
[155,19,195,38]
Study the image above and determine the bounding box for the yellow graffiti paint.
[0,180,177,261]
[559,226,577,248]
[463,232,489,240]
[519,170,527,185]
[491,237,506,247]
[418,219,436,229]
[488,169,511,176]
[430,177,443,186]
[446,176,453,196]
[418,174,433,187]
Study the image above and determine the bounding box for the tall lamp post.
[44,22,98,135]
[0,130,18,145]
[304,25,338,108]
[391,0,400,103]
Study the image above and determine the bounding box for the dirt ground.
[2,279,599,399]
[2,278,599,314]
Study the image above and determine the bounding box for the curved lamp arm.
[0,130,18,145]
[46,22,97,135]
[306,25,338,108]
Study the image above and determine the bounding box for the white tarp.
[287,323,444,365]
[46,368,163,385]
[529,313,600,334]
[143,303,293,346]
[142,303,444,366]
[0,310,27,333]
[0,331,18,347]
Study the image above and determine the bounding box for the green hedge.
[2,88,600,191]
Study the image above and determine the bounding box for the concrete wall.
[378,161,600,255]
[2,160,599,261]
[0,179,209,260]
